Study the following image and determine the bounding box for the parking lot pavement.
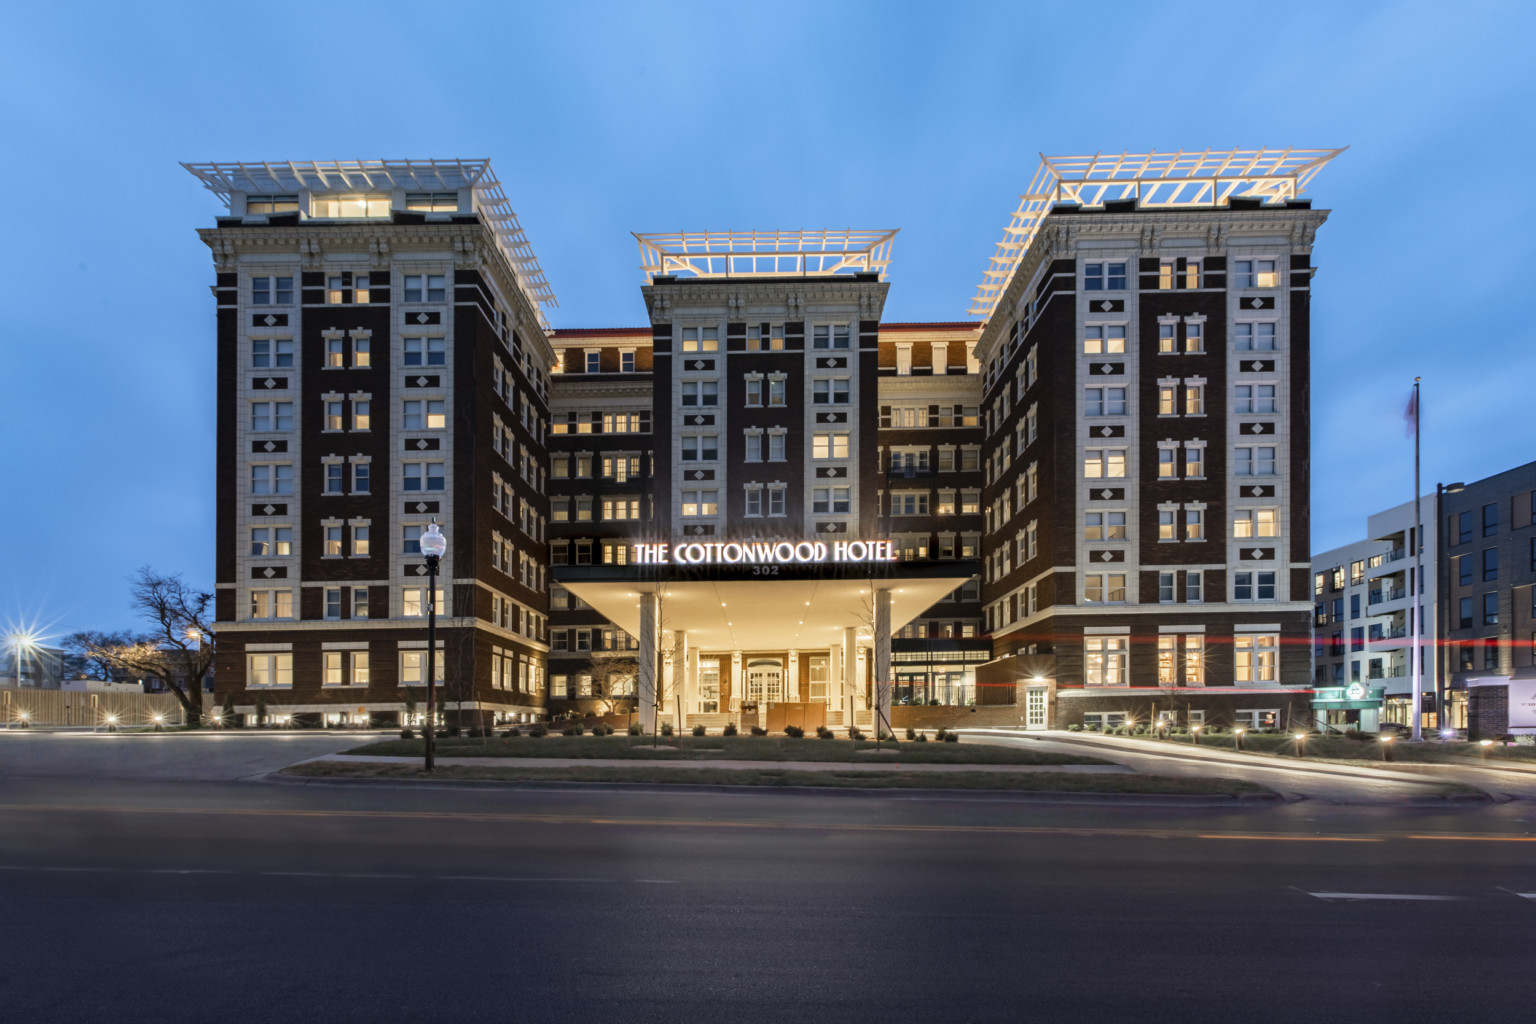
[0,730,385,781]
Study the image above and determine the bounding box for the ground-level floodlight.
[1293,732,1308,757]
[1380,734,1394,762]
[152,713,166,732]
[1234,726,1247,751]
[16,709,31,729]
[1190,724,1202,744]
[105,713,119,733]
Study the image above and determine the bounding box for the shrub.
[750,726,767,736]
[848,727,865,741]
[561,724,585,737]
[723,722,739,737]
[943,731,959,743]
[915,732,928,742]
[692,724,707,737]
[905,727,917,740]
[1344,729,1370,742]
[816,725,834,739]
[447,725,463,738]
[661,722,674,737]
[783,724,804,738]
[502,726,521,738]
[1067,723,1082,732]
[935,728,950,742]
[929,698,941,706]
[628,722,642,736]
[528,723,548,738]
[400,727,415,740]
[878,731,894,742]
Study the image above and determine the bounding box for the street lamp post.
[420,521,447,772]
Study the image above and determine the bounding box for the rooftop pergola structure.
[968,147,1346,320]
[182,158,557,322]
[634,229,898,283]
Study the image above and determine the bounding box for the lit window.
[1234,509,1278,538]
[246,196,298,216]
[247,653,293,688]
[1159,509,1176,540]
[745,378,762,406]
[1184,321,1203,353]
[1084,449,1126,479]
[324,400,344,431]
[324,525,343,557]
[1234,634,1278,682]
[249,526,293,557]
[1083,325,1126,354]
[1083,574,1126,604]
[403,400,446,430]
[1184,446,1204,478]
[681,490,718,517]
[1159,322,1177,353]
[311,195,391,218]
[1184,383,1204,415]
[400,651,444,685]
[402,588,446,618]
[352,525,370,556]
[1085,511,1126,541]
[1234,259,1278,289]
[747,323,784,351]
[326,338,345,367]
[1185,507,1204,541]
[353,338,370,367]
[812,433,850,459]
[680,326,719,352]
[1158,386,1177,416]
[249,589,293,620]
[1084,636,1128,685]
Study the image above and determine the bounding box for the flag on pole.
[1404,387,1418,439]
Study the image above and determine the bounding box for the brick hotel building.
[188,150,1339,731]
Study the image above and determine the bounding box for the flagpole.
[1411,377,1423,741]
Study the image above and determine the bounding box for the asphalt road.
[3,736,1536,1023]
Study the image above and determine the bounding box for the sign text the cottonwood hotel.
[633,539,902,566]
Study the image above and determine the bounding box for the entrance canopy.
[561,574,971,653]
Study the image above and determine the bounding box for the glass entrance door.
[747,659,784,705]
[1025,686,1048,729]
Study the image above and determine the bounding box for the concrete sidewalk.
[309,754,1135,774]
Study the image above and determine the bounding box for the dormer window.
[310,195,391,219]
[405,192,458,212]
[246,195,298,215]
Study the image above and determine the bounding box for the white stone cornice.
[972,206,1330,364]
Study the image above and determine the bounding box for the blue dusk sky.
[1,0,1532,637]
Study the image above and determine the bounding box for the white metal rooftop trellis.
[633,228,898,283]
[968,147,1346,320]
[182,158,557,318]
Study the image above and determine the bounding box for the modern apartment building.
[187,160,555,726]
[191,150,1340,732]
[1310,495,1437,731]
[1439,461,1536,738]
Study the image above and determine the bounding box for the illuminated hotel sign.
[633,540,900,566]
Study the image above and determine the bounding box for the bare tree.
[587,646,640,718]
[442,621,478,729]
[76,568,215,724]
[62,630,135,681]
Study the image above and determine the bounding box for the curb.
[262,769,1282,805]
